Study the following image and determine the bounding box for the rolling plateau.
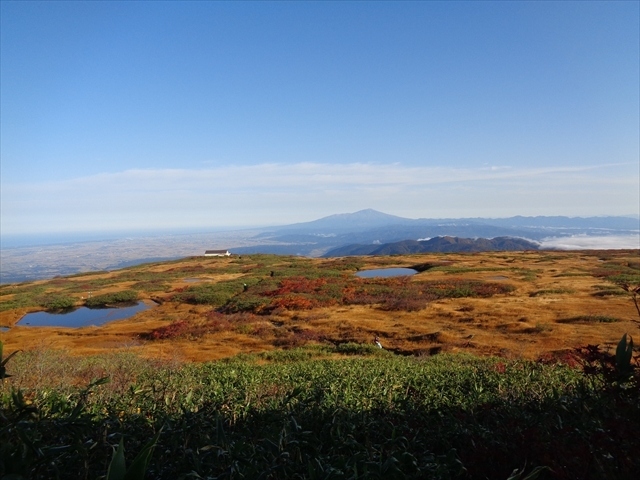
[2,249,638,362]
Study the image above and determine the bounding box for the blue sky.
[1,1,638,236]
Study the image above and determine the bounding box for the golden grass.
[1,250,638,362]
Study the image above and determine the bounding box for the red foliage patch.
[270,295,317,311]
[273,328,326,348]
[537,349,581,368]
[144,320,191,340]
[205,311,234,332]
[591,267,626,278]
[266,277,328,296]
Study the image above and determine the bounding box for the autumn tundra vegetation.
[1,249,639,479]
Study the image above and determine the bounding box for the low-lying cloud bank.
[540,235,640,250]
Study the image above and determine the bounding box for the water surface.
[356,268,418,278]
[17,301,152,328]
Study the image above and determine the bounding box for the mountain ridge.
[231,209,638,256]
[259,209,639,235]
[323,236,540,257]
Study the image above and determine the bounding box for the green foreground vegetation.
[2,343,639,480]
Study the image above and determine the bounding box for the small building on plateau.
[204,250,231,257]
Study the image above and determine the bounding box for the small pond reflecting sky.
[355,268,418,278]
[17,302,151,328]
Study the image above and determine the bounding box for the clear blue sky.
[1,1,638,235]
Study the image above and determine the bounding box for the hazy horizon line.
[2,215,639,250]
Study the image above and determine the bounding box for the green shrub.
[591,289,627,297]
[218,294,272,314]
[173,280,249,306]
[529,288,574,297]
[40,294,76,311]
[131,280,170,292]
[335,342,387,356]
[0,287,47,312]
[557,315,620,324]
[592,263,640,285]
[85,290,138,308]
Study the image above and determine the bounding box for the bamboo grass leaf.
[123,429,162,480]
[506,466,550,480]
[0,341,21,380]
[615,333,634,377]
[106,439,127,480]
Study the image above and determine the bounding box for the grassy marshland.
[1,250,639,360]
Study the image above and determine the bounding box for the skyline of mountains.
[274,209,639,233]
[1,209,638,284]
[2,209,638,249]
[231,209,639,256]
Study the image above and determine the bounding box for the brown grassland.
[1,249,638,362]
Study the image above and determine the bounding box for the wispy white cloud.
[1,162,638,234]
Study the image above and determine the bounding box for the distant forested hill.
[323,236,539,257]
